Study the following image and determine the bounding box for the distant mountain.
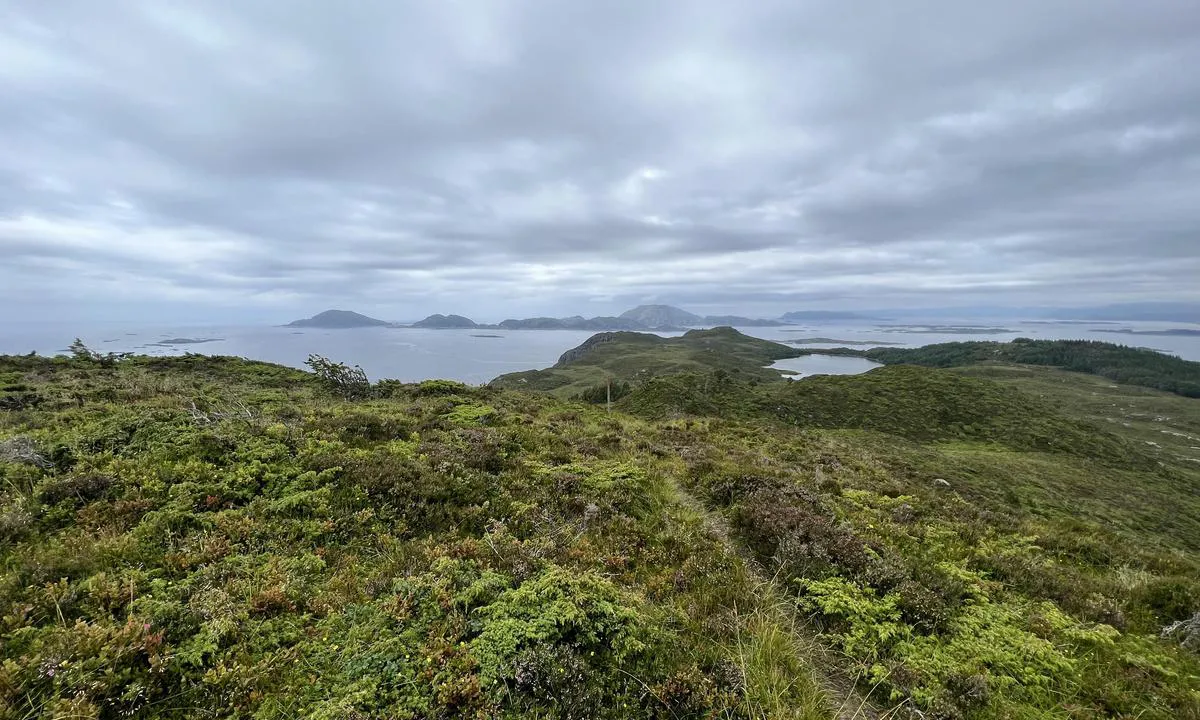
[286,310,390,328]
[498,315,649,330]
[412,314,478,329]
[575,316,649,330]
[395,305,791,331]
[619,304,703,328]
[780,310,868,322]
[497,316,567,330]
[702,315,786,327]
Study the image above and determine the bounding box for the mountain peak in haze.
[619,304,703,328]
[412,314,479,329]
[286,310,390,328]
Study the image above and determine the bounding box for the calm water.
[771,355,882,378]
[0,324,656,384]
[2,320,1197,384]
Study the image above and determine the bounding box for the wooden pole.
[606,378,611,413]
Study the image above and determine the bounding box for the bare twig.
[0,436,51,468]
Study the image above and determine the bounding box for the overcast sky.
[2,0,1199,323]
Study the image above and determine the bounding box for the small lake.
[770,354,883,378]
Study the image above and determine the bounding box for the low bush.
[305,354,371,400]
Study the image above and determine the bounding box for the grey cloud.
[1,0,1199,323]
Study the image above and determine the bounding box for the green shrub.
[575,380,631,405]
[470,567,659,715]
[413,379,472,396]
[305,354,371,400]
[68,338,133,367]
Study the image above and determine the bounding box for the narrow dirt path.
[667,478,892,720]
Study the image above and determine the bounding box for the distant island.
[784,337,902,346]
[780,310,868,322]
[877,325,1016,334]
[289,304,871,331]
[406,313,647,331]
[1095,328,1200,337]
[702,314,786,327]
[618,304,786,328]
[618,304,701,328]
[411,313,477,329]
[407,304,792,331]
[499,315,650,330]
[148,337,224,347]
[286,310,392,328]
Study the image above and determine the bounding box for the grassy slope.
[951,363,1200,466]
[658,423,1200,718]
[3,349,1199,719]
[615,363,1200,717]
[490,327,800,398]
[0,354,834,720]
[622,365,1156,467]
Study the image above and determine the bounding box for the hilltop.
[411,313,478,329]
[490,327,801,398]
[286,309,391,328]
[2,341,1198,719]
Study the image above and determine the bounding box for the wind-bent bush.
[305,354,371,400]
[68,338,132,367]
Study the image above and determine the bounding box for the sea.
[2,320,1198,385]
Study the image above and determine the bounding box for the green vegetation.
[304,354,372,400]
[949,362,1200,468]
[622,368,1200,718]
[858,339,1200,398]
[3,336,1198,719]
[68,337,132,367]
[0,351,833,719]
[623,365,1157,468]
[490,327,800,399]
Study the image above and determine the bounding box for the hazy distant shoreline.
[1095,328,1200,337]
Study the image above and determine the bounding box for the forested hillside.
[861,339,1200,398]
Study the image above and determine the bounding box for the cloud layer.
[3,0,1199,321]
